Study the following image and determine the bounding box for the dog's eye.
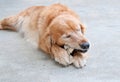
[66,35,71,38]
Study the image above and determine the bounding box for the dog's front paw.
[73,54,87,68]
[54,54,73,66]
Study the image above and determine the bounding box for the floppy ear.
[80,24,86,34]
[39,29,52,54]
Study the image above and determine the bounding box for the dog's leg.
[72,52,88,68]
[51,45,73,66]
[0,16,18,31]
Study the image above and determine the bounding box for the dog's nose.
[80,42,90,49]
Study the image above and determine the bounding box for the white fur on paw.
[54,54,73,66]
[73,56,87,68]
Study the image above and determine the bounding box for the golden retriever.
[0,4,90,68]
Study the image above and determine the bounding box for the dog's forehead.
[62,30,81,37]
[60,24,81,35]
[67,21,81,31]
[69,24,81,32]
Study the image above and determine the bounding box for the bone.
[68,48,74,54]
[67,48,74,55]
[64,45,74,55]
[64,45,69,49]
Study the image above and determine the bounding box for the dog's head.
[49,15,90,56]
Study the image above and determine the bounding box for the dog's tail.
[0,16,17,31]
[0,20,3,30]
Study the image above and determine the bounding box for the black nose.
[80,42,90,49]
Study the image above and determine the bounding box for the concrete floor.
[0,0,120,82]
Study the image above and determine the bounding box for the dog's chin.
[60,45,88,56]
[79,49,88,53]
[70,49,88,56]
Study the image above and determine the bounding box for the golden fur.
[0,4,89,68]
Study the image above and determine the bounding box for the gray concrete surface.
[0,0,120,82]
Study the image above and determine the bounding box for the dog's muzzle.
[61,43,90,56]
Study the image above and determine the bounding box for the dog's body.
[0,4,90,68]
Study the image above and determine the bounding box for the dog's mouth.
[60,45,88,56]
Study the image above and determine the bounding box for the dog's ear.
[80,24,86,34]
[39,29,52,54]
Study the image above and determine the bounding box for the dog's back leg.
[0,16,18,31]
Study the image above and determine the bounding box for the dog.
[0,4,90,68]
